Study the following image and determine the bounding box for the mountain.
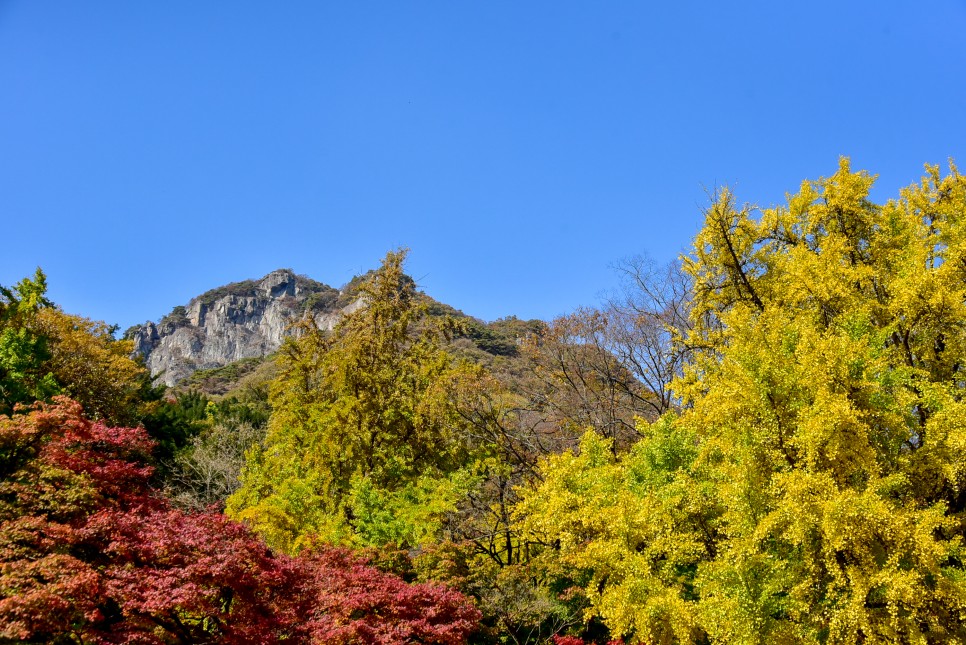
[129,267,545,391]
[128,269,361,386]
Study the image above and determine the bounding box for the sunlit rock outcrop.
[129,269,355,386]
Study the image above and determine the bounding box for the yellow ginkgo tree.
[227,250,480,553]
[520,159,966,644]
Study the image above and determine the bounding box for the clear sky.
[2,2,965,330]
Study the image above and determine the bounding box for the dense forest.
[3,159,966,643]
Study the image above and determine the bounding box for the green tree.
[228,250,475,552]
[0,269,58,413]
[520,160,966,643]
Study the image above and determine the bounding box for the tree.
[162,385,272,511]
[228,250,476,551]
[518,423,716,644]
[0,397,481,643]
[167,418,265,511]
[0,269,157,427]
[0,269,58,413]
[521,309,648,453]
[519,160,966,643]
[34,307,155,426]
[605,255,692,417]
[517,258,691,456]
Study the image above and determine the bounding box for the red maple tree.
[0,398,480,643]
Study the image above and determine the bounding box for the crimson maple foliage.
[0,398,480,644]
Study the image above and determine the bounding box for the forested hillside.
[2,159,966,643]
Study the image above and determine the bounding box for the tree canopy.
[0,269,155,426]
[228,250,480,552]
[0,398,480,644]
[520,160,966,643]
[0,269,58,413]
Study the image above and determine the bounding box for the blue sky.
[2,2,965,330]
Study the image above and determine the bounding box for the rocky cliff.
[129,269,359,386]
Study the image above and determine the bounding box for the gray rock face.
[130,269,355,386]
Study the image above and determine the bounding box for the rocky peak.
[130,269,352,386]
[260,269,296,298]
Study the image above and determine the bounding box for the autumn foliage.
[520,161,966,643]
[0,398,480,643]
[5,159,966,644]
